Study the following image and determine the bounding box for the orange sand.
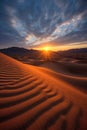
[0,53,87,130]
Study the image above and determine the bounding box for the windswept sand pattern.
[0,53,87,130]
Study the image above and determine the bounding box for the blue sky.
[0,0,87,49]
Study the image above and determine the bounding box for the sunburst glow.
[42,46,52,52]
[40,46,52,61]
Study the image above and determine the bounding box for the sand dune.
[39,62,87,93]
[40,61,87,77]
[0,53,87,130]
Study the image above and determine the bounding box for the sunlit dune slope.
[0,53,87,130]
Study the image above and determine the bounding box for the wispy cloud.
[0,0,87,48]
[24,14,82,46]
[6,6,28,37]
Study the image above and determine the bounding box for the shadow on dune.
[39,62,87,94]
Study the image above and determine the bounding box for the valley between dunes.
[0,53,87,130]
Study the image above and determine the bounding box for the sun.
[43,46,51,52]
[37,46,53,61]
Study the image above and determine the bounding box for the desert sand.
[0,53,87,130]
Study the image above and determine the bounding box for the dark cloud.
[0,0,87,48]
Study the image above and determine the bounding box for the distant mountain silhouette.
[58,48,87,53]
[0,47,40,59]
[0,47,87,64]
[1,47,87,55]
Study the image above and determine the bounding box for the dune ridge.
[0,53,87,130]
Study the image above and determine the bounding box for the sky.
[0,0,87,50]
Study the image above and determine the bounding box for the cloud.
[0,0,87,48]
[24,14,82,46]
[6,6,28,37]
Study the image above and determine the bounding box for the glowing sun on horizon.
[38,46,53,61]
[42,46,51,52]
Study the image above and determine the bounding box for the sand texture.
[0,53,87,130]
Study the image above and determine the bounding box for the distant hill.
[0,47,28,55]
[57,48,87,63]
[0,47,40,59]
[0,46,57,60]
[58,48,87,54]
[0,47,57,65]
[0,47,87,64]
[1,47,87,56]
